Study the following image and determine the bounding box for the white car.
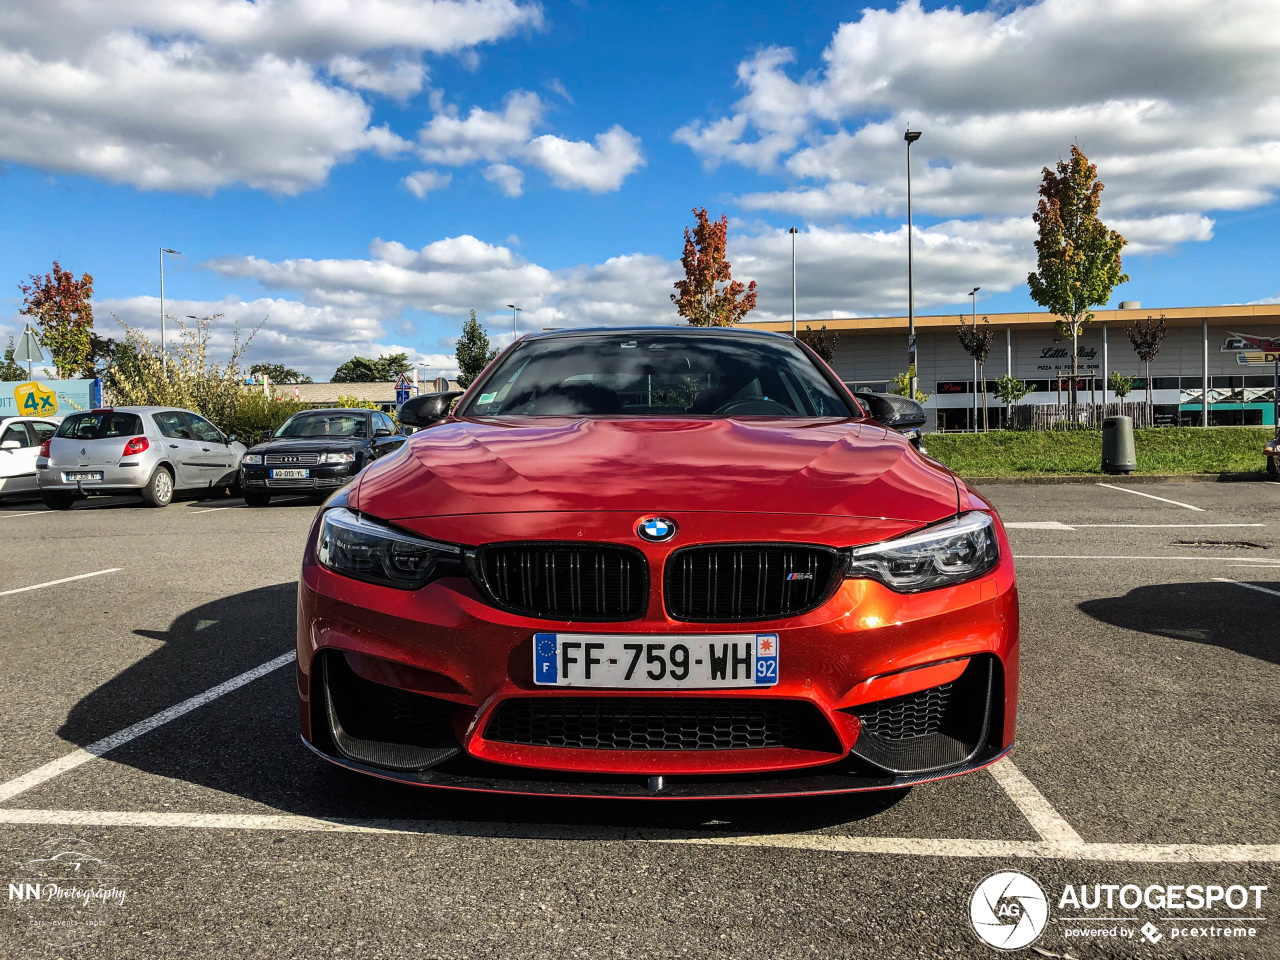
[0,415,61,500]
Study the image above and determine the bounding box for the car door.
[371,412,404,459]
[0,421,39,494]
[151,411,204,488]
[182,413,234,486]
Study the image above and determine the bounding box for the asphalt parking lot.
[0,481,1277,958]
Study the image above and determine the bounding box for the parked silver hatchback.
[37,406,247,509]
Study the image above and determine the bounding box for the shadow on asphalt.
[1078,580,1277,666]
[58,583,909,835]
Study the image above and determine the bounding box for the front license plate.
[270,468,309,479]
[64,471,103,482]
[533,633,778,688]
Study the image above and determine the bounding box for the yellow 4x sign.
[14,381,58,415]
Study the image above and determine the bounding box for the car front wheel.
[1268,456,1278,477]
[141,466,174,507]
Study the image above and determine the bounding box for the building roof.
[742,303,1280,333]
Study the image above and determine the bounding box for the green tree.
[250,362,311,384]
[1027,146,1129,410]
[1126,314,1166,416]
[456,310,497,388]
[19,261,95,379]
[331,352,412,382]
[993,376,1035,406]
[798,324,839,363]
[671,208,758,326]
[0,337,25,380]
[956,315,994,431]
[888,365,931,402]
[1108,370,1134,400]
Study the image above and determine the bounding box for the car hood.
[248,438,365,455]
[355,417,958,523]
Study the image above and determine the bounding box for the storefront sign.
[0,379,101,417]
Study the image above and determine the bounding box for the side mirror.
[857,392,928,432]
[374,427,393,437]
[398,391,464,428]
[227,433,237,443]
[0,439,19,450]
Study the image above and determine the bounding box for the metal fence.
[1006,401,1152,430]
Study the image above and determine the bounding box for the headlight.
[316,507,463,589]
[242,454,262,465]
[844,512,999,593]
[320,451,356,464]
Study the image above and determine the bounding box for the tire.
[243,491,272,507]
[1268,456,1279,477]
[140,465,175,507]
[226,480,242,499]
[41,492,77,511]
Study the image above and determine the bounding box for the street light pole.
[904,127,922,400]
[789,226,798,337]
[506,303,522,340]
[970,286,981,432]
[160,247,181,375]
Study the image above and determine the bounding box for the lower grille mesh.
[855,684,952,741]
[484,697,837,752]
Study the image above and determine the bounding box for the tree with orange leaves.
[671,208,757,326]
[19,261,95,379]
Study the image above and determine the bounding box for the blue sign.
[533,633,558,684]
[0,379,101,418]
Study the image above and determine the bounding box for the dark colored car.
[297,327,1019,799]
[239,408,404,506]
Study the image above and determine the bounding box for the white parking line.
[0,511,43,520]
[1015,555,1280,565]
[0,808,1273,863]
[190,496,312,515]
[1095,483,1204,511]
[987,757,1082,843]
[1211,577,1280,598]
[1071,523,1265,528]
[0,651,295,803]
[0,568,122,598]
[1003,521,1077,530]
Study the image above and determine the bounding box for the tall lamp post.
[904,128,922,400]
[969,286,981,432]
[506,303,522,341]
[788,226,799,336]
[160,247,181,375]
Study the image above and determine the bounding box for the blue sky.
[2,0,1279,379]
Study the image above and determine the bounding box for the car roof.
[285,408,376,416]
[0,414,62,422]
[519,325,796,343]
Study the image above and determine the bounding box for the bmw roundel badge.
[637,516,677,542]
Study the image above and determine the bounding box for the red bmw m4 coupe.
[297,327,1018,798]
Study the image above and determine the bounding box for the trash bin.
[1102,416,1136,475]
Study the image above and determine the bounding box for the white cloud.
[677,0,1280,253]
[417,92,645,193]
[484,163,525,197]
[418,91,544,165]
[526,126,645,193]
[401,168,452,199]
[0,0,539,193]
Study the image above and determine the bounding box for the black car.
[239,408,404,506]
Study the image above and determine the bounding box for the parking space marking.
[987,758,1082,843]
[1015,554,1280,565]
[0,568,122,598]
[1095,483,1204,511]
[1004,521,1076,530]
[0,511,43,520]
[1071,523,1265,528]
[0,651,295,804]
[190,496,311,515]
[0,808,1275,862]
[1211,577,1280,598]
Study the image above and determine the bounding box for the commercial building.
[748,304,1280,430]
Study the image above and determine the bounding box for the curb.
[959,473,1272,486]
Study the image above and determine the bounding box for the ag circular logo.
[969,870,1049,951]
[636,516,677,542]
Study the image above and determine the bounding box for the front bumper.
[297,509,1019,798]
[241,462,357,493]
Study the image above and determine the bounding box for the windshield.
[274,413,368,438]
[56,411,144,440]
[462,334,851,418]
